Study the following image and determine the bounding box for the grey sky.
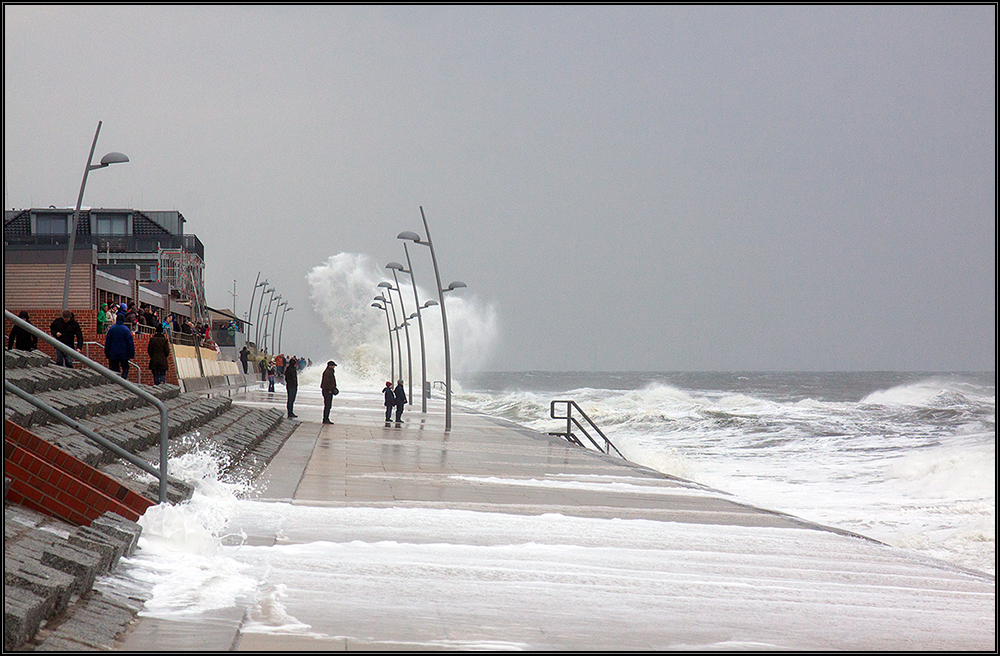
[4,5,995,372]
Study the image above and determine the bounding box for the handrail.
[4,381,183,495]
[5,310,171,503]
[83,341,144,385]
[549,400,627,460]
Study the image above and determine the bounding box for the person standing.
[96,303,108,335]
[7,311,38,352]
[394,379,407,423]
[147,323,171,385]
[104,305,135,380]
[50,310,84,368]
[125,302,139,331]
[383,381,395,422]
[284,356,298,419]
[320,360,338,425]
[239,344,250,374]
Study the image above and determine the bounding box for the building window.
[95,214,129,235]
[36,215,69,234]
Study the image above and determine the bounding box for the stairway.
[3,348,296,650]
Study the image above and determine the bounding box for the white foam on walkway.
[130,486,994,651]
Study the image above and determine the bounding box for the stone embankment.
[4,348,295,650]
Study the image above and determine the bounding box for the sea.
[453,370,996,577]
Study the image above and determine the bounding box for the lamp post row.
[380,206,465,432]
[246,274,291,355]
[60,128,455,427]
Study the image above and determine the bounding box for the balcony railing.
[5,234,205,261]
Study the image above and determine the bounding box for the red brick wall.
[4,419,152,524]
[5,308,178,386]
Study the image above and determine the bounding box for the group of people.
[98,300,210,343]
[383,380,407,423]
[102,303,172,384]
[7,309,87,369]
[279,358,339,425]
[5,304,171,385]
[9,310,411,427]
[276,361,406,427]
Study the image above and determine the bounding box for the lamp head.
[397,231,423,243]
[99,152,129,166]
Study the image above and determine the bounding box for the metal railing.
[549,400,627,460]
[83,341,145,385]
[5,310,173,503]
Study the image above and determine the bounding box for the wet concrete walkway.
[118,386,995,651]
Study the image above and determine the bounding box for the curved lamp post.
[255,286,274,346]
[371,301,395,381]
[397,206,466,431]
[278,306,293,354]
[247,275,268,340]
[271,300,287,354]
[404,297,437,413]
[263,294,281,354]
[63,121,129,310]
[383,269,414,404]
[388,260,421,407]
[376,283,404,385]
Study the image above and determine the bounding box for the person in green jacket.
[97,303,108,335]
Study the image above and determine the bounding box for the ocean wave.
[862,377,995,409]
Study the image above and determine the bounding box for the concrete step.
[4,506,141,651]
[4,350,297,650]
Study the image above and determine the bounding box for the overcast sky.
[4,5,995,372]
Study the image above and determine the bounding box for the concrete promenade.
[118,385,995,651]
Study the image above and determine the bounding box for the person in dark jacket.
[7,311,38,352]
[50,310,84,368]
[284,356,298,419]
[383,381,395,421]
[239,345,250,374]
[394,379,407,423]
[147,323,171,385]
[320,361,338,425]
[104,305,135,380]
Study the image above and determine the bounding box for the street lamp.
[255,286,274,346]
[278,305,293,354]
[263,294,281,354]
[271,300,287,354]
[403,295,437,413]
[397,206,466,431]
[63,121,129,311]
[383,271,414,404]
[377,283,404,385]
[389,258,427,410]
[247,275,268,340]
[371,301,395,381]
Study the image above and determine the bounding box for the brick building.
[4,207,212,386]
